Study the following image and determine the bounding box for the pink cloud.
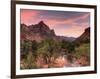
[59,13,90,25]
[42,14,90,37]
[43,13,90,28]
[21,9,89,37]
[21,9,40,25]
[55,25,87,37]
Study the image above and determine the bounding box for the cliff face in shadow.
[75,27,90,43]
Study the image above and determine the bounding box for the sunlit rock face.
[21,21,56,42]
[21,21,76,42]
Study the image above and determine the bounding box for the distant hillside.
[57,36,76,42]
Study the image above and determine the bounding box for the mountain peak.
[21,21,56,42]
[75,27,90,43]
[37,21,50,30]
[39,21,45,25]
[85,27,90,32]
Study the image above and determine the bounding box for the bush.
[21,52,38,69]
[36,39,62,67]
[61,40,75,54]
[74,43,90,59]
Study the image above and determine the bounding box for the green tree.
[21,40,32,59]
[61,40,75,54]
[31,40,38,58]
[37,39,61,67]
[74,43,90,59]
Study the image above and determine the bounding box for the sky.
[21,9,90,38]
